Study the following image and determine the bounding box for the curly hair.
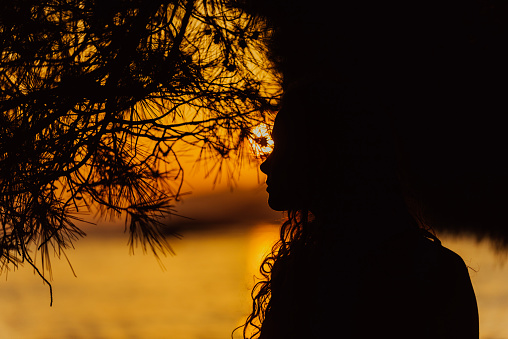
[237,209,313,339]
[235,206,440,339]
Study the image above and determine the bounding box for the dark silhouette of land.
[162,187,281,233]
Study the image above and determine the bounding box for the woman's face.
[260,110,314,211]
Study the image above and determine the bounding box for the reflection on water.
[0,224,279,339]
[0,224,506,339]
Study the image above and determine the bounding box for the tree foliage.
[0,0,279,300]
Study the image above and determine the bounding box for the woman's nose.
[260,154,271,175]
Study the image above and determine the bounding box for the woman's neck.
[311,189,417,238]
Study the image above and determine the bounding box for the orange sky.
[162,146,281,230]
[80,143,281,235]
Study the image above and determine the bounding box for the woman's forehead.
[272,105,311,145]
[271,110,286,141]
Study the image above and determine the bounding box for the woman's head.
[260,80,345,212]
[260,79,401,216]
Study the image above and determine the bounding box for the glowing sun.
[248,123,274,159]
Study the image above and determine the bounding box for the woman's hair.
[235,79,413,338]
[232,1,508,337]
[237,203,440,339]
[233,76,446,337]
[237,208,314,339]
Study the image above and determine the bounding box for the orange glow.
[248,124,274,160]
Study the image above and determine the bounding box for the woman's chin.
[267,193,303,211]
[266,186,308,211]
[267,196,288,211]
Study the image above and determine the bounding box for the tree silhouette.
[0,0,279,302]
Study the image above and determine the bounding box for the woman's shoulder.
[363,227,470,280]
[414,230,470,274]
[414,231,479,337]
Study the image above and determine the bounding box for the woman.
[241,80,479,338]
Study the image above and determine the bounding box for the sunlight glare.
[248,124,274,160]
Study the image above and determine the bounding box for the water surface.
[0,224,506,338]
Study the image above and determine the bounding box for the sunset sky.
[164,150,282,230]
[3,1,508,338]
[77,138,282,236]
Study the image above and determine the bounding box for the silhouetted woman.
[240,80,479,338]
